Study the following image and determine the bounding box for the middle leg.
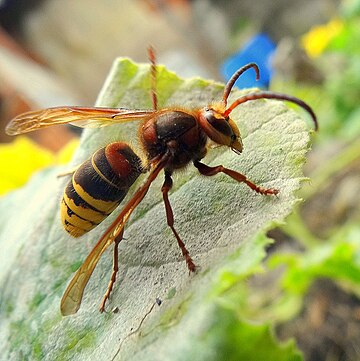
[161,171,196,272]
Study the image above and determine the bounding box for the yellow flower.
[301,18,344,57]
[0,137,79,195]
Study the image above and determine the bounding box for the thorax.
[140,109,207,170]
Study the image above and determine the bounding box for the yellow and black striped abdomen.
[61,142,143,237]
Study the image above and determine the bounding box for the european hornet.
[6,48,318,315]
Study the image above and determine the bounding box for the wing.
[60,154,169,315]
[5,106,154,135]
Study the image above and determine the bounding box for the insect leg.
[148,46,158,111]
[57,165,79,178]
[161,171,196,272]
[193,160,279,195]
[99,228,124,313]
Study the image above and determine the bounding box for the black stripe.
[64,181,107,214]
[92,148,121,187]
[63,190,102,226]
[73,158,127,203]
[93,145,142,188]
[63,219,87,234]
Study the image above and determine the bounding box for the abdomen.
[61,142,143,237]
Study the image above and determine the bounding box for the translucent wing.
[60,155,168,315]
[5,106,154,135]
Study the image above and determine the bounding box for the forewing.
[60,227,118,316]
[60,156,168,315]
[5,106,153,135]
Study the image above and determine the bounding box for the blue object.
[221,33,276,89]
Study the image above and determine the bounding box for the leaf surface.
[0,58,314,360]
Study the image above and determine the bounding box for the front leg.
[193,160,279,195]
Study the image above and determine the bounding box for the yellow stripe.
[64,207,96,232]
[61,201,96,230]
[65,224,87,238]
[72,179,119,214]
[60,200,90,237]
[64,223,87,238]
[91,156,120,189]
[63,192,110,223]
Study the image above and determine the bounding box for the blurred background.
[1,1,360,360]
[0,0,340,148]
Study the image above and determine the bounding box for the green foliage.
[324,24,360,134]
[260,6,360,332]
[318,11,360,139]
[270,224,360,297]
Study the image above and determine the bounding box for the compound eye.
[205,111,233,137]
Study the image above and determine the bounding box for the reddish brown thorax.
[140,109,207,170]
